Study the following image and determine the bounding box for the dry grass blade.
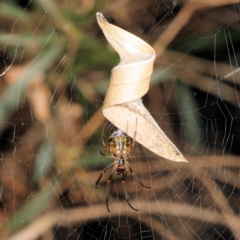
[9,199,237,240]
[153,0,240,58]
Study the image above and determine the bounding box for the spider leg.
[95,162,114,189]
[122,171,139,211]
[101,123,110,153]
[106,182,110,212]
[130,119,137,151]
[129,152,139,159]
[106,168,115,212]
[100,150,115,158]
[129,166,151,189]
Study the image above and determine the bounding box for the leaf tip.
[96,12,108,24]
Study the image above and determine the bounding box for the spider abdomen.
[117,165,125,175]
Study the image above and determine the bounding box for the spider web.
[0,0,240,240]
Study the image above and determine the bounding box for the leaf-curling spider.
[95,122,151,212]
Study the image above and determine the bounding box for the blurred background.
[0,0,240,239]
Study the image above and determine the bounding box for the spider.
[95,122,151,212]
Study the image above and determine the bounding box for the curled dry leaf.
[96,13,187,162]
